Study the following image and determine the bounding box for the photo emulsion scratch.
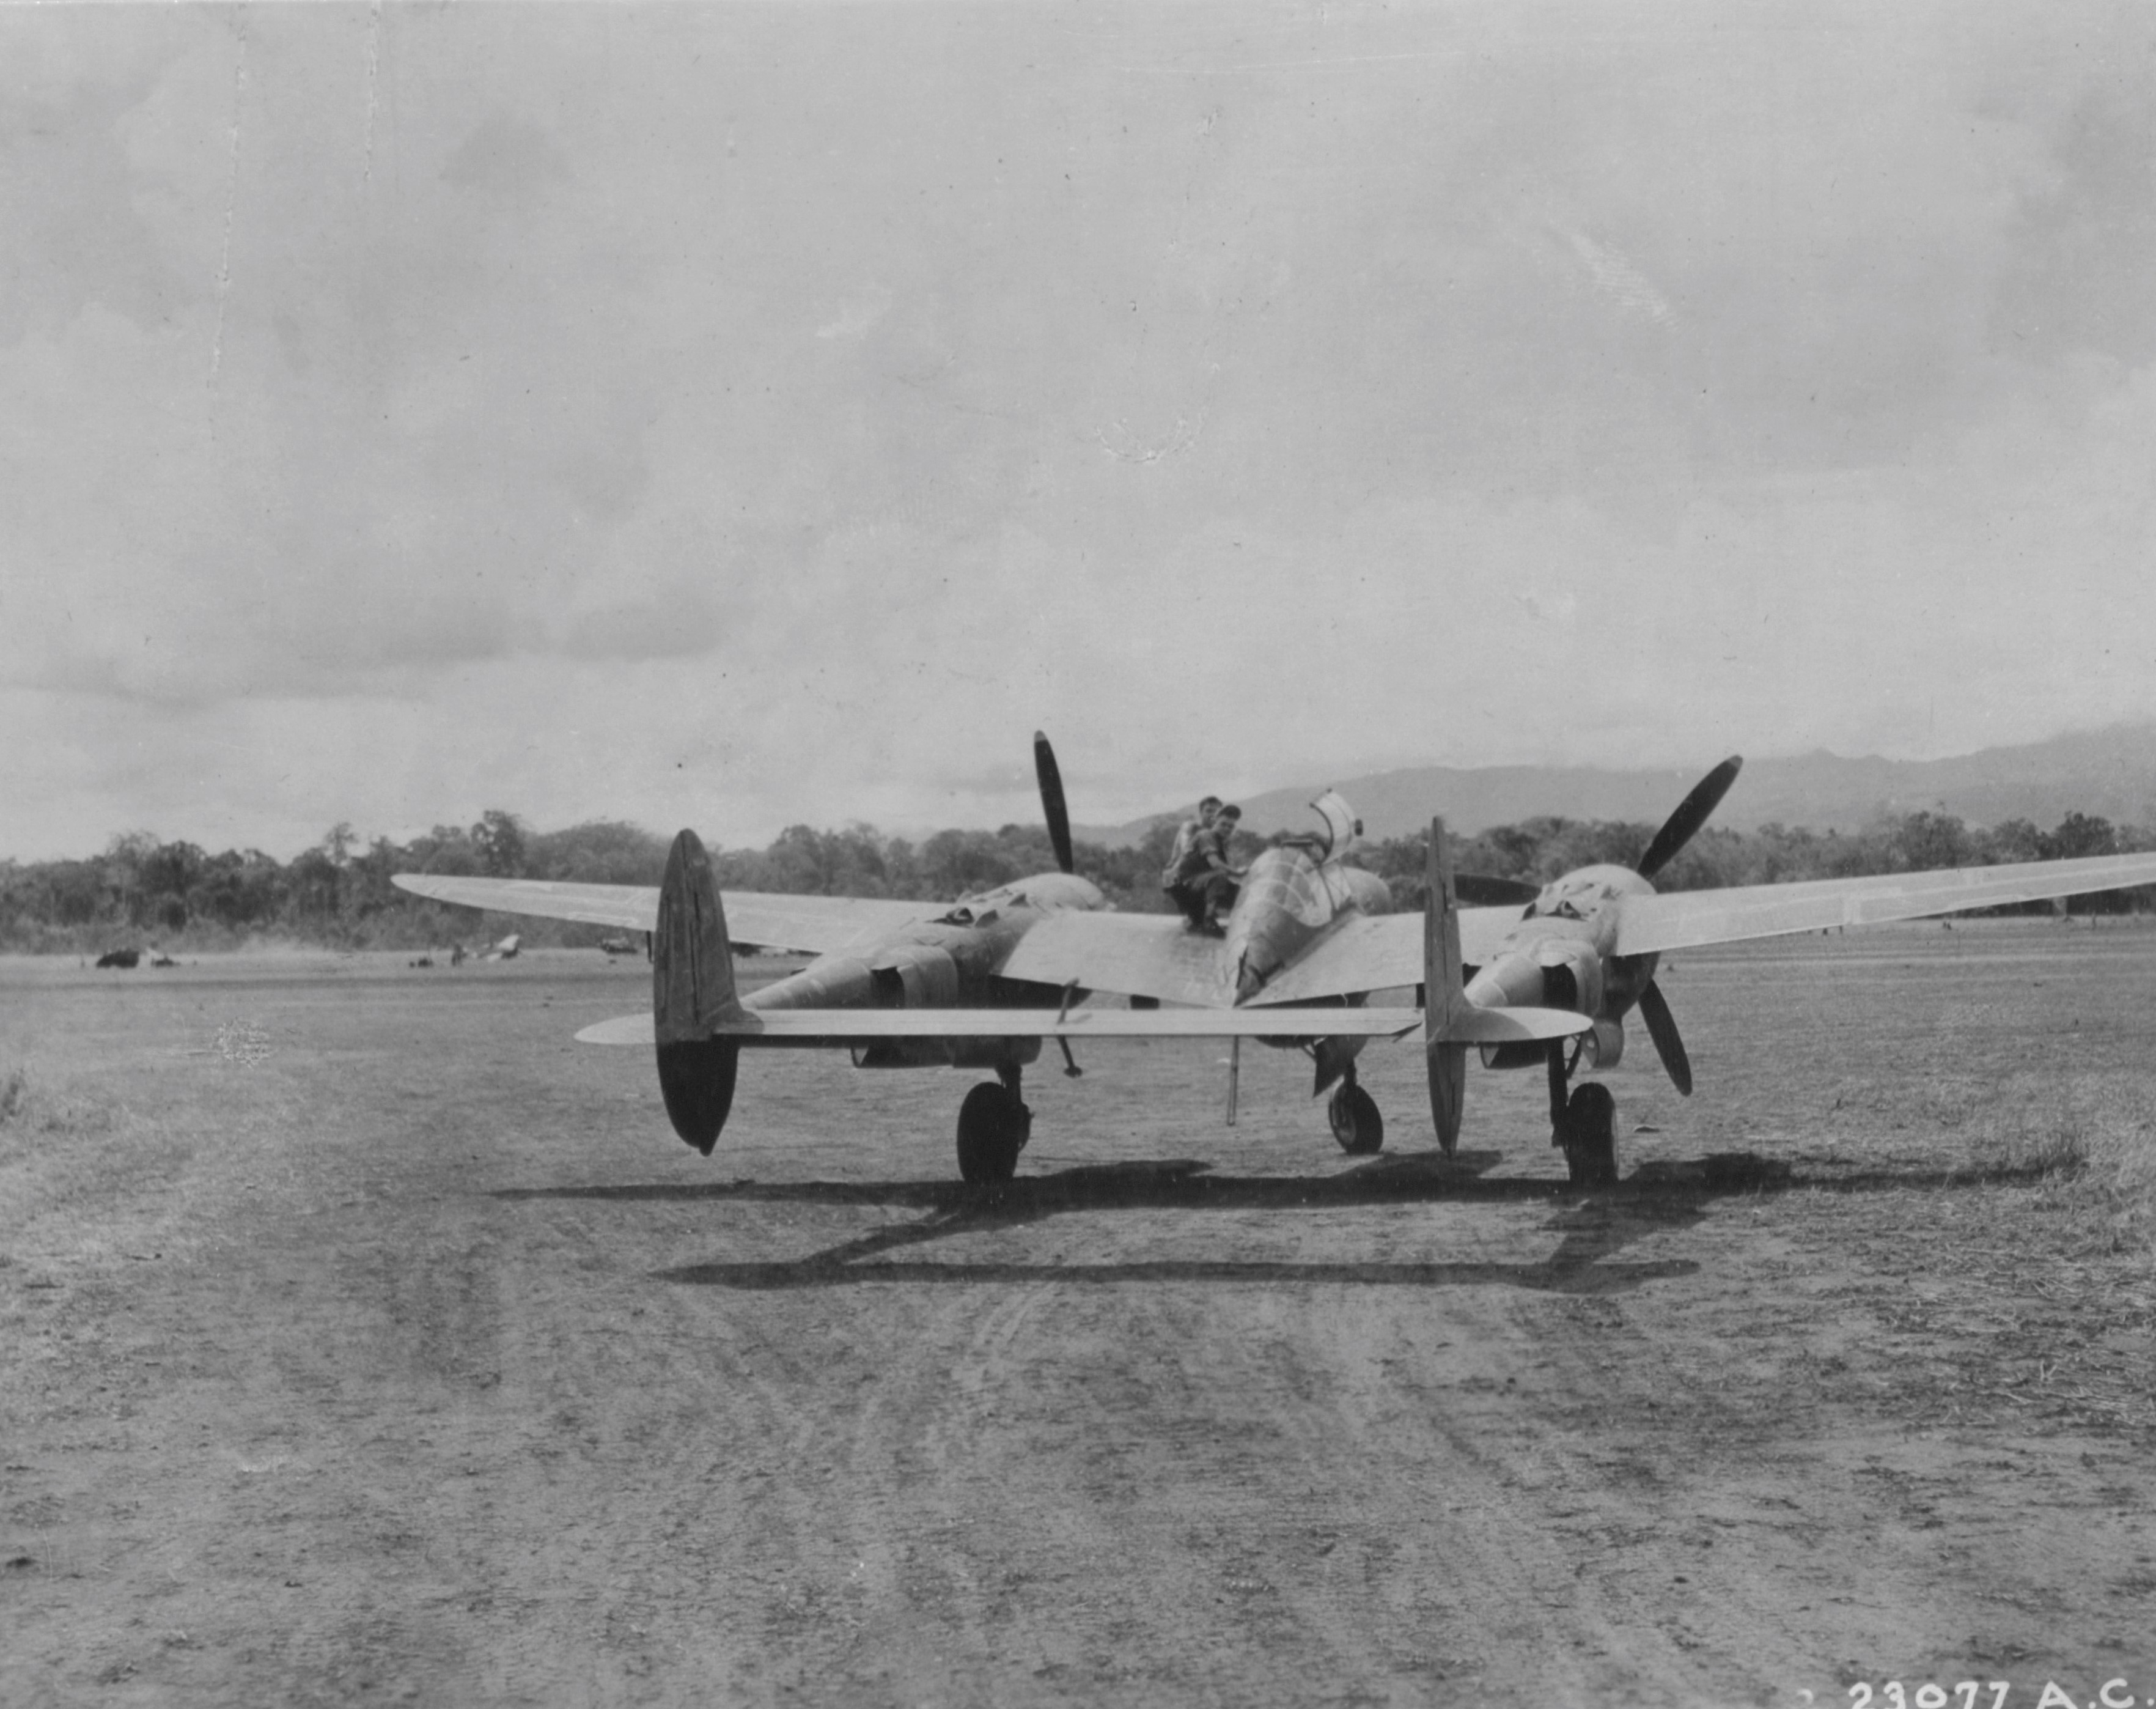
[207,12,247,399]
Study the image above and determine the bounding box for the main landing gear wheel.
[1561,1082,1619,1189]
[955,1082,1030,1184]
[1328,1080,1385,1156]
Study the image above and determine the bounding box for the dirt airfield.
[4,921,2154,1707]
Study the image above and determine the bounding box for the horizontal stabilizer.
[575,1005,1427,1048]
[1432,1004,1594,1045]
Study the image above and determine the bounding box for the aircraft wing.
[576,1005,1428,1046]
[998,905,1528,1006]
[996,911,1236,1006]
[1238,907,1527,1005]
[389,873,938,954]
[1611,851,2156,957]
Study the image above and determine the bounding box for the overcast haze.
[4,2,2152,860]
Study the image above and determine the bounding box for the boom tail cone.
[653,829,743,1154]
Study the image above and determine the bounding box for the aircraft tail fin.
[653,829,742,1155]
[1424,816,1467,1154]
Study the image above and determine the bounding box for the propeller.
[1033,730,1074,874]
[1625,756,1740,1094]
[1635,979,1693,1096]
[1452,873,1542,908]
[1636,755,1743,881]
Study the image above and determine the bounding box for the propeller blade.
[1636,978,1693,1096]
[1452,873,1542,908]
[1636,755,1743,880]
[1033,730,1074,874]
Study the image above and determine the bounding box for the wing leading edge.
[389,873,937,955]
[1611,851,2156,957]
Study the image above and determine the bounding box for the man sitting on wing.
[1161,795,1220,920]
[1164,799,1247,934]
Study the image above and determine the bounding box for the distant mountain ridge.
[1076,724,2156,847]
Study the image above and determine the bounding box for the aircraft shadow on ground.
[498,1145,2069,1295]
[498,1150,1829,1296]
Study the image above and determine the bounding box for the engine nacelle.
[1462,939,1604,1019]
[869,943,960,1008]
[852,1036,1042,1071]
[1480,1015,1622,1073]
[770,956,875,1006]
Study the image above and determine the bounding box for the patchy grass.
[1967,1077,2156,1266]
[0,1065,117,1151]
[1810,1056,2156,1270]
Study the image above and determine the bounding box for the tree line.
[1360,808,2147,914]
[2,805,2147,955]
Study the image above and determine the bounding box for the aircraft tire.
[1561,1082,1619,1188]
[1328,1083,1385,1155]
[956,1082,1028,1184]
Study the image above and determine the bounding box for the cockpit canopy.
[1234,792,1386,932]
[1226,798,1389,998]
[1308,790,1359,858]
[1240,844,1337,931]
[1273,789,1360,860]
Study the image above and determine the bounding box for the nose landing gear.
[955,1062,1031,1184]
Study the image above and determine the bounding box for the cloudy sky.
[4,2,2152,858]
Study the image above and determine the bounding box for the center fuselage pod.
[1465,863,1658,1070]
[746,871,1107,1071]
[1225,845,1393,1003]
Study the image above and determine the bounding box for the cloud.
[4,3,2156,856]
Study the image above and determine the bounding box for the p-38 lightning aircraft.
[394,736,2156,1186]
